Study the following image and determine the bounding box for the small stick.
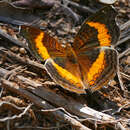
[64,0,96,13]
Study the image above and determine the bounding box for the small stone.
[19,48,26,54]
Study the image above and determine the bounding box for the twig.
[120,20,130,30]
[3,66,23,80]
[120,72,130,80]
[0,29,28,50]
[116,48,129,91]
[59,4,80,24]
[112,103,130,115]
[118,48,130,59]
[116,36,130,47]
[64,0,96,13]
[0,101,32,122]
[0,101,31,111]
[115,20,130,47]
[117,68,125,91]
[1,49,45,70]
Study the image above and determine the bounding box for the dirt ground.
[0,0,129,130]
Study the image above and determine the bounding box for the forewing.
[21,26,66,61]
[78,47,118,92]
[73,6,120,51]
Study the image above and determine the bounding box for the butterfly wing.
[72,5,120,92]
[77,47,118,92]
[21,26,85,94]
[21,26,66,61]
[73,6,120,52]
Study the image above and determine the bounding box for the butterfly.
[21,5,120,94]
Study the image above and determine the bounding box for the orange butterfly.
[21,6,120,94]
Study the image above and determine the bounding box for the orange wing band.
[87,22,111,46]
[34,32,50,60]
[52,61,82,88]
[87,51,106,85]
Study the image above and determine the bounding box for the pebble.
[19,48,26,54]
